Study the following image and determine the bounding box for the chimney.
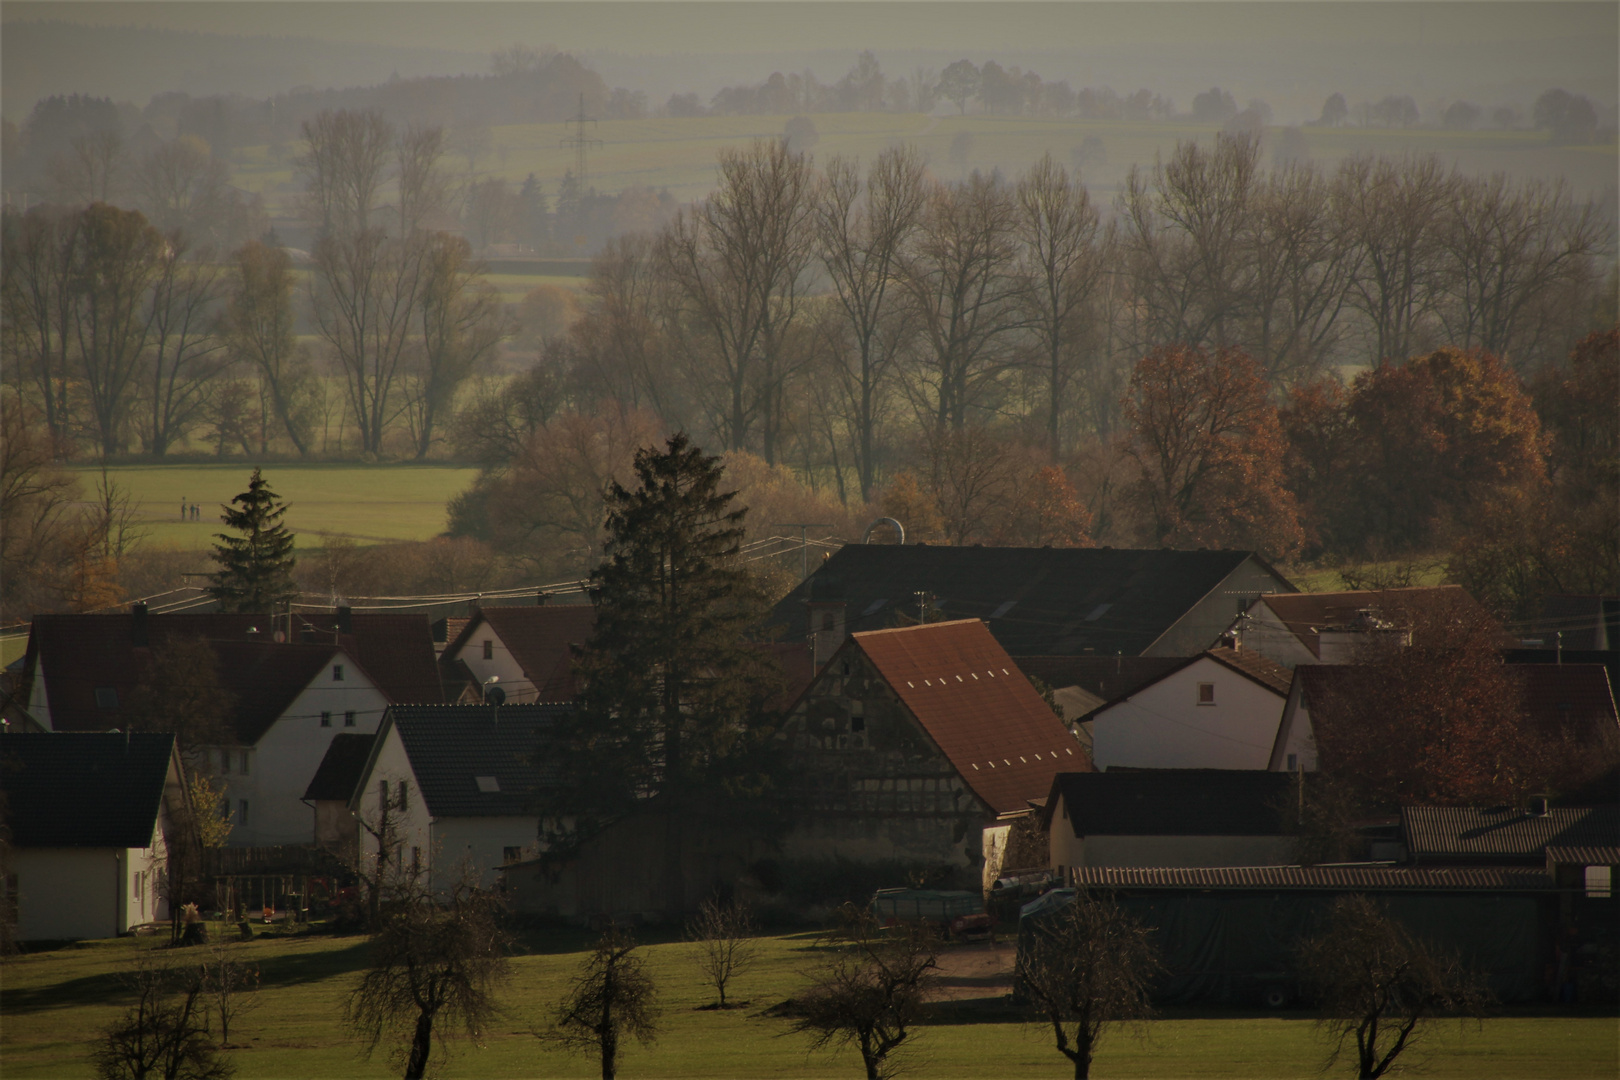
[1528,795,1550,817]
[130,602,149,647]
[535,590,549,606]
[299,626,317,644]
[337,605,352,634]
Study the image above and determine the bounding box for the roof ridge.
[850,618,982,639]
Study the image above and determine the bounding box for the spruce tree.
[538,435,783,899]
[207,468,298,614]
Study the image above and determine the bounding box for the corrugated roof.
[1,732,174,847]
[770,546,1291,656]
[850,620,1088,815]
[1402,805,1620,858]
[1546,846,1620,866]
[448,606,596,700]
[28,613,442,740]
[1259,587,1485,657]
[1047,769,1292,837]
[1068,865,1554,891]
[302,732,376,802]
[384,703,572,818]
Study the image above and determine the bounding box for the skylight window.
[475,776,500,793]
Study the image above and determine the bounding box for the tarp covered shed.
[1020,867,1557,1006]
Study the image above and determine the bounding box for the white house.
[1084,646,1293,771]
[352,704,571,891]
[15,609,443,847]
[1041,769,1295,871]
[442,605,596,704]
[1,733,188,941]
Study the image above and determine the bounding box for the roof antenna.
[1556,630,1562,665]
[1116,650,1121,675]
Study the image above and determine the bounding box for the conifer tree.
[537,435,783,902]
[207,468,297,614]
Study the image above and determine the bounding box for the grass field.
[2,926,1613,1079]
[76,462,480,550]
[230,112,1620,216]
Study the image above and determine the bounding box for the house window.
[503,846,522,865]
[396,781,409,812]
[238,751,250,775]
[851,715,866,734]
[237,800,249,826]
[379,780,390,808]
[133,870,143,900]
[344,710,356,727]
[483,639,494,660]
[1197,682,1216,705]
[219,749,231,773]
[1587,866,1613,899]
[94,687,119,709]
[332,664,345,681]
[1286,753,1298,771]
[320,711,332,727]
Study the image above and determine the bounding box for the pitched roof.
[770,546,1291,656]
[1,732,175,847]
[1402,805,1620,859]
[1066,865,1553,891]
[1257,586,1485,657]
[1012,656,1184,703]
[378,703,572,818]
[1545,846,1620,867]
[1045,769,1292,837]
[848,620,1088,815]
[28,612,441,738]
[1205,647,1294,696]
[448,606,596,700]
[302,732,376,802]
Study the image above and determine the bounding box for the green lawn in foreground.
[73,463,480,549]
[2,928,1613,1079]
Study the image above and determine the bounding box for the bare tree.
[402,234,507,459]
[1,205,83,439]
[1298,895,1491,1080]
[394,124,449,237]
[74,203,163,455]
[791,907,938,1080]
[143,234,226,456]
[198,933,261,1048]
[51,129,126,205]
[346,874,511,1080]
[539,926,661,1080]
[296,109,393,237]
[135,138,231,240]
[659,138,815,462]
[813,146,927,498]
[1016,152,1103,460]
[92,949,233,1080]
[901,171,1026,433]
[1017,891,1162,1080]
[572,233,679,417]
[686,897,758,1008]
[221,240,311,456]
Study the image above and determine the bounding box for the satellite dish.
[484,684,507,706]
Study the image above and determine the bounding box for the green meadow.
[74,462,479,550]
[2,927,1613,1079]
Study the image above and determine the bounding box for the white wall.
[355,724,432,878]
[13,849,119,940]
[448,625,537,702]
[215,653,390,847]
[1090,655,1286,770]
[431,817,538,892]
[1045,795,1292,869]
[1240,600,1319,669]
[1267,679,1320,772]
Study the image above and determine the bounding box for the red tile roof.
[1260,586,1486,657]
[448,605,597,701]
[851,619,1088,815]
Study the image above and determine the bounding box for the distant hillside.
[1,20,487,119]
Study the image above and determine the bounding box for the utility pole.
[774,523,830,583]
[559,92,601,192]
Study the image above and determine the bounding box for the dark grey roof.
[1013,656,1184,702]
[384,704,571,818]
[769,546,1288,656]
[1402,805,1620,859]
[1,732,174,847]
[302,733,376,802]
[1545,846,1620,866]
[1046,769,1292,837]
[1067,865,1554,891]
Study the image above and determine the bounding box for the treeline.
[444,134,1616,613]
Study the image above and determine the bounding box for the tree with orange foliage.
[1120,344,1301,558]
[993,465,1094,547]
[1342,347,1545,554]
[1279,378,1355,556]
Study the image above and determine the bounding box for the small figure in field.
[181,496,188,520]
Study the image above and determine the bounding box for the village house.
[439,604,596,704]
[777,619,1086,893]
[14,607,442,846]
[769,545,1296,663]
[1238,586,1486,668]
[1040,769,1295,872]
[1,732,188,941]
[1081,645,1293,770]
[351,703,569,891]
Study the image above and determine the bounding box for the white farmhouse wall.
[1089,656,1285,770]
[355,725,432,876]
[1268,680,1320,772]
[216,657,389,847]
[448,626,536,702]
[1240,600,1318,669]
[13,849,120,940]
[430,817,538,892]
